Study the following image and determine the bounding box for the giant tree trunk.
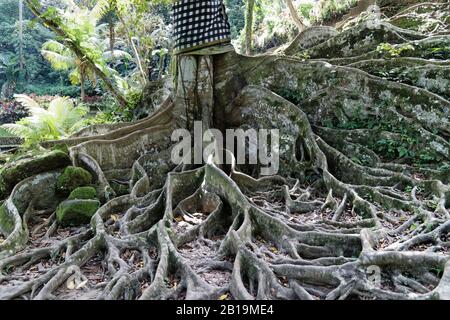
[174,55,214,131]
[1,3,450,300]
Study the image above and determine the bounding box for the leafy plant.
[423,46,450,60]
[296,52,311,61]
[1,94,88,148]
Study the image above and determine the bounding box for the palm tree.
[25,0,129,106]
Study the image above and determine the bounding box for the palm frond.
[42,40,68,54]
[48,97,73,120]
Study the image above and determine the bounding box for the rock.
[68,186,98,200]
[56,166,93,194]
[56,199,100,226]
[0,150,71,200]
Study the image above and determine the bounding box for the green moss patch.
[56,199,100,227]
[0,150,71,200]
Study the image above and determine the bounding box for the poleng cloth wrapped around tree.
[172,0,232,54]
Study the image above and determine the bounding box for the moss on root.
[56,166,93,194]
[0,150,71,200]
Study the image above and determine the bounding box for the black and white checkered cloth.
[172,0,231,54]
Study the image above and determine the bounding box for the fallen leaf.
[174,216,183,222]
[219,293,229,300]
[111,214,119,222]
[269,247,278,253]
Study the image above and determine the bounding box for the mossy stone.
[56,199,100,227]
[68,186,98,200]
[57,166,93,194]
[0,150,71,200]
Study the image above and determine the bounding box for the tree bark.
[286,0,306,32]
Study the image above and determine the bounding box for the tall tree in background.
[1,0,450,301]
[244,0,255,54]
[25,0,129,106]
